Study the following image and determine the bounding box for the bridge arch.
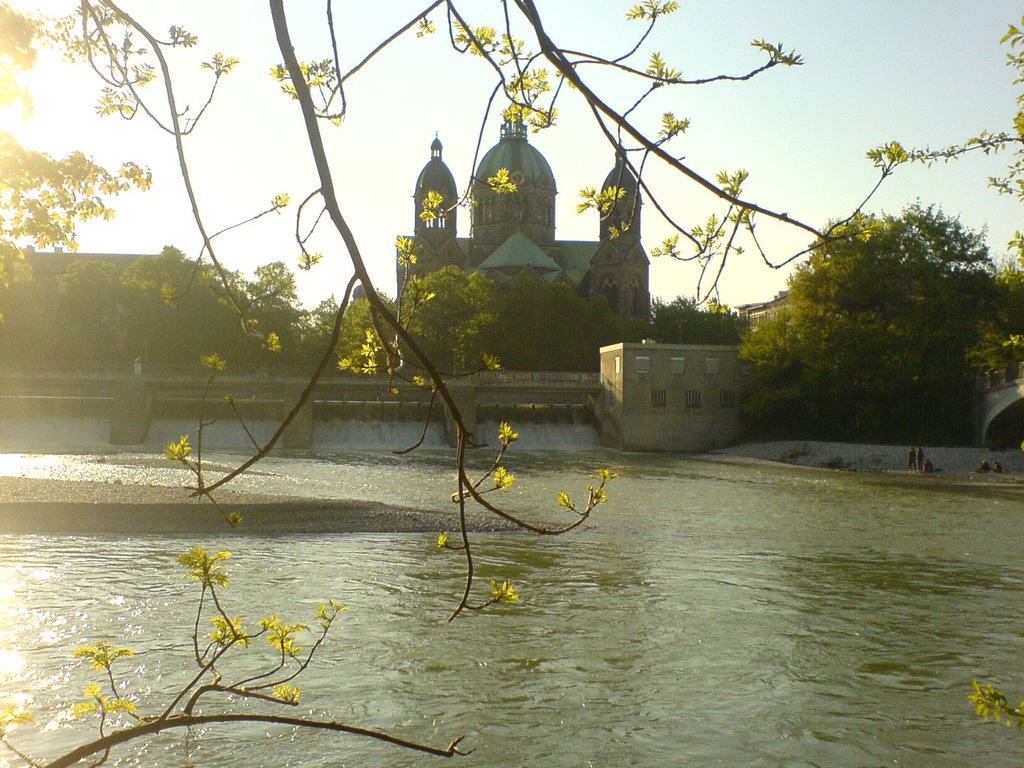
[979,380,1024,448]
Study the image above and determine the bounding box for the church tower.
[588,152,650,320]
[405,137,464,283]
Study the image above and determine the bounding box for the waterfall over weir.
[0,395,600,452]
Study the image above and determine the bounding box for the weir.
[0,347,762,452]
[0,370,601,451]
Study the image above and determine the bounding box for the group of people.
[906,447,1006,475]
[906,447,934,474]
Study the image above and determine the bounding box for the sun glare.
[0,649,26,678]
[0,454,31,478]
[0,568,26,678]
[0,48,100,154]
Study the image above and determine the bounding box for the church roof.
[476,120,556,191]
[477,231,561,272]
[556,241,601,286]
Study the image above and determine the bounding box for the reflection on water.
[0,451,1021,766]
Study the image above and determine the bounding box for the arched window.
[602,277,619,312]
[630,278,643,318]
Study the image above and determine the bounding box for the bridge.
[977,363,1024,448]
[0,366,601,448]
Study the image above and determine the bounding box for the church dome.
[414,136,458,234]
[599,151,641,242]
[415,137,457,198]
[476,120,557,191]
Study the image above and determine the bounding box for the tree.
[646,296,743,345]
[0,5,149,297]
[118,245,241,366]
[490,273,622,371]
[968,257,1024,371]
[405,265,499,373]
[740,205,995,444]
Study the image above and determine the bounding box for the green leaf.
[490,579,520,604]
[164,434,192,463]
[177,546,231,588]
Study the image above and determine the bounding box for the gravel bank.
[702,440,1024,484]
[0,476,516,534]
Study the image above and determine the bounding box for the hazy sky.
[5,1,1021,308]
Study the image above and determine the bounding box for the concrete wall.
[598,342,744,452]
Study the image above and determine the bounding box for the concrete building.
[597,342,745,451]
[399,121,650,322]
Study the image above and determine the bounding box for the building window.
[720,390,736,408]
[614,355,621,374]
[705,358,719,375]
[602,277,619,311]
[670,356,685,375]
[652,389,667,408]
[631,278,643,318]
[635,356,649,374]
[686,389,702,408]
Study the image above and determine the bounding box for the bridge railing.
[472,370,599,386]
[0,363,600,387]
[978,362,1024,391]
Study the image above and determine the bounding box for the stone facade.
[597,342,745,451]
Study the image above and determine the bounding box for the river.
[0,447,1022,767]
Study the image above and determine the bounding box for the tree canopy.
[740,205,995,444]
[645,296,744,345]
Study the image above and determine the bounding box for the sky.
[3,1,1022,309]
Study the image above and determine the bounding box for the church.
[400,120,650,321]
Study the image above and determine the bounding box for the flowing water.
[0,446,1022,767]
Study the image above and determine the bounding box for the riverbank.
[703,440,1024,484]
[0,476,516,534]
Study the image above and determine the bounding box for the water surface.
[0,450,1021,767]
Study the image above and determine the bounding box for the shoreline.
[700,440,1024,486]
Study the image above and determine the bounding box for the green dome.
[476,121,556,191]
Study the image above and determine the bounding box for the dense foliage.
[2,251,746,375]
[740,205,997,444]
[645,296,744,345]
[0,247,316,372]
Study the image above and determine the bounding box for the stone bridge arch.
[978,372,1024,448]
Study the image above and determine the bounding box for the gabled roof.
[556,240,601,285]
[478,231,561,272]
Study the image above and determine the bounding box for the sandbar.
[0,476,514,535]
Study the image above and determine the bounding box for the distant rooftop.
[22,246,158,275]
